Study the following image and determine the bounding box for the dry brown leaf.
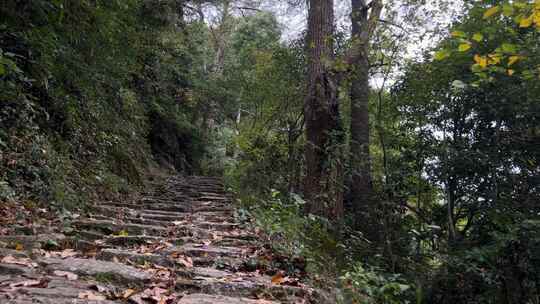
[53,270,78,280]
[78,291,106,300]
[170,253,193,268]
[271,272,284,285]
[122,288,137,299]
[60,249,77,258]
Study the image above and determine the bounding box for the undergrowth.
[232,186,415,303]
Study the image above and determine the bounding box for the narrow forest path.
[0,176,322,303]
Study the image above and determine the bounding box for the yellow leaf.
[472,33,483,42]
[458,43,472,52]
[451,31,466,38]
[507,69,515,76]
[508,55,521,66]
[533,11,540,25]
[520,15,534,27]
[117,230,129,237]
[488,53,502,65]
[15,243,24,251]
[474,54,488,68]
[434,50,450,60]
[483,6,500,19]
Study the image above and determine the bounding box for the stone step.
[73,220,166,237]
[191,256,244,270]
[140,196,191,204]
[104,235,186,247]
[0,234,67,251]
[100,202,190,213]
[178,293,278,304]
[39,257,152,286]
[90,205,192,219]
[196,196,230,202]
[175,275,306,302]
[0,277,118,304]
[192,205,234,213]
[88,215,238,231]
[75,230,105,242]
[96,248,175,268]
[168,244,245,259]
[89,215,167,227]
[141,211,235,223]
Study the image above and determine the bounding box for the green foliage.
[0,0,205,207]
[438,1,540,80]
[391,6,540,300]
[341,263,413,304]
[242,189,339,279]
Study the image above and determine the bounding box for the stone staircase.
[0,176,320,303]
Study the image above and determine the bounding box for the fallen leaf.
[170,253,193,268]
[271,272,284,285]
[53,270,78,280]
[122,288,137,299]
[78,291,106,300]
[14,243,24,251]
[61,249,78,258]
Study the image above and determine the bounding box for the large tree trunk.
[348,0,382,235]
[304,0,343,221]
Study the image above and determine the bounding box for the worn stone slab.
[0,277,119,303]
[73,220,166,236]
[101,202,189,212]
[0,248,30,258]
[171,244,245,258]
[0,296,117,304]
[175,276,306,300]
[0,234,66,250]
[39,258,151,285]
[104,235,187,247]
[178,293,279,304]
[0,263,36,276]
[97,248,175,267]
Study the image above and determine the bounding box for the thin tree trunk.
[213,0,230,76]
[304,0,343,220]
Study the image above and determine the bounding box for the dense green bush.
[0,0,205,208]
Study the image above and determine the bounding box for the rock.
[0,296,118,304]
[0,234,66,250]
[73,220,166,236]
[0,248,30,258]
[97,248,174,267]
[0,263,36,275]
[178,293,279,304]
[171,244,245,258]
[39,258,151,286]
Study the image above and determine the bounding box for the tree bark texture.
[348,0,382,234]
[304,0,344,221]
